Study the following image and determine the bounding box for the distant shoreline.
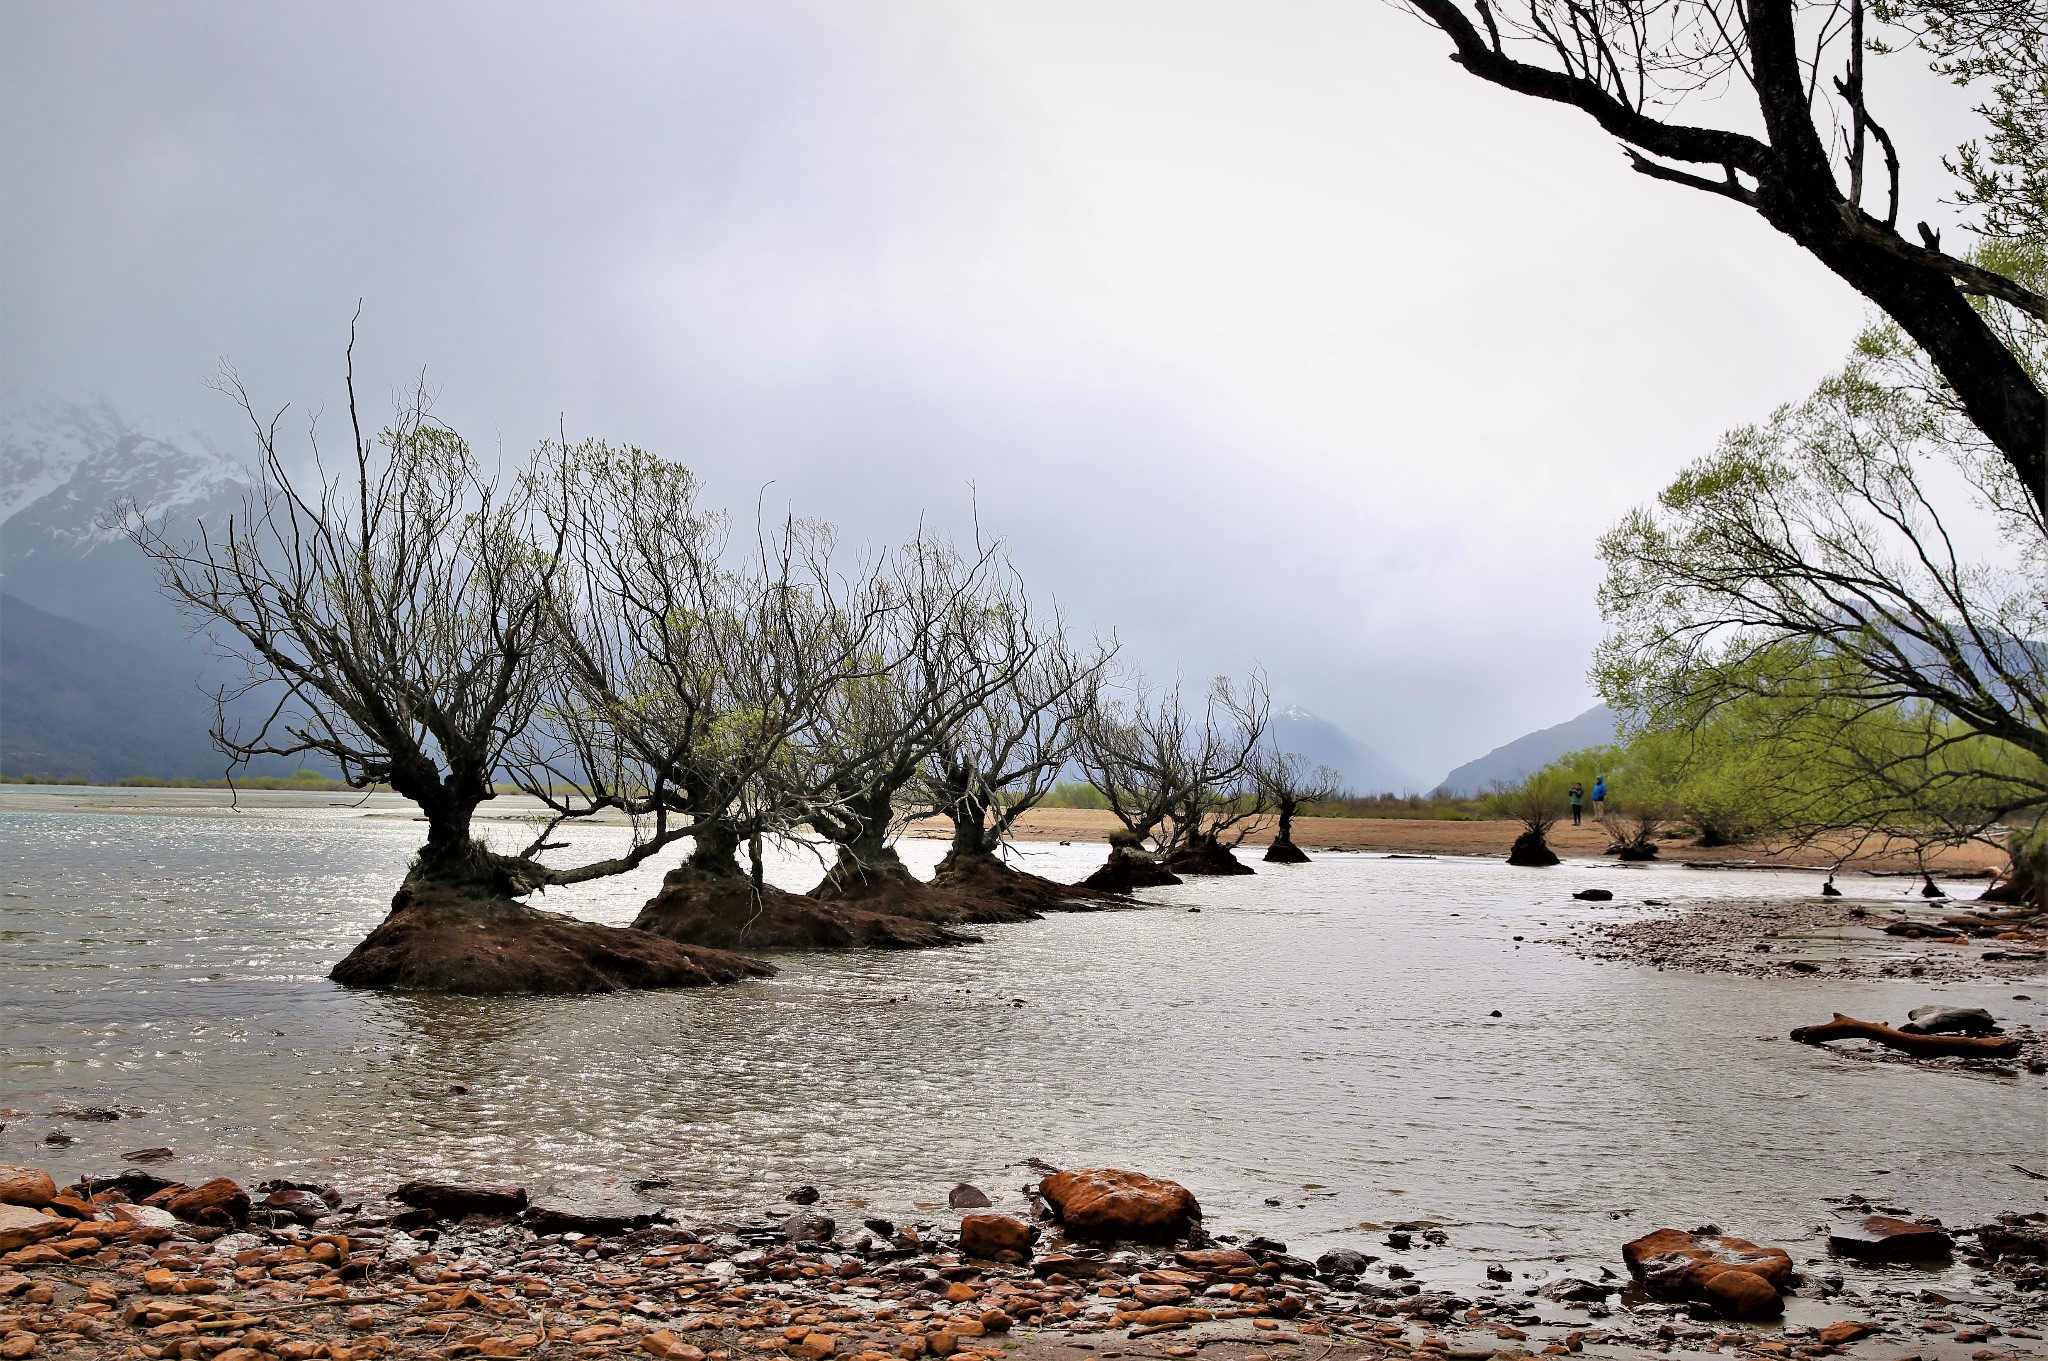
[0,781,2005,876]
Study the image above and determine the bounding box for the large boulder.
[0,1168,56,1208]
[392,1181,529,1220]
[959,1213,1035,1259]
[1826,1215,1953,1261]
[525,1187,663,1237]
[1038,1168,1201,1243]
[1623,1228,1791,1318]
[0,1204,66,1253]
[160,1177,250,1228]
[1899,1006,1998,1036]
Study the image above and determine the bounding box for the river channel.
[2,787,2042,1295]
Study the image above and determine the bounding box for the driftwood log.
[1790,1013,2022,1060]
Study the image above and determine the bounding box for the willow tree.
[1074,672,1272,887]
[126,364,766,993]
[1249,749,1344,863]
[1401,0,2047,510]
[802,534,1048,923]
[915,612,1115,908]
[1597,285,2048,902]
[514,442,963,952]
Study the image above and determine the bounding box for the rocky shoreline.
[3,1162,2045,1361]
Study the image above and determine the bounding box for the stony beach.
[2,1159,2045,1361]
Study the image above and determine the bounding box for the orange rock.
[1126,1307,1214,1327]
[0,1170,55,1210]
[142,1268,179,1295]
[790,1333,837,1360]
[643,1331,708,1360]
[944,1281,978,1304]
[1622,1227,1790,1317]
[0,1207,65,1255]
[1698,1268,1781,1320]
[1037,1169,1201,1243]
[1818,1322,1873,1346]
[977,1312,1012,1335]
[895,1339,926,1359]
[958,1214,1033,1260]
[0,1333,33,1360]
[925,1334,958,1358]
[1175,1248,1256,1272]
[164,1178,250,1228]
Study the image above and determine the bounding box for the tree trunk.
[1979,860,2044,909]
[1264,801,1311,863]
[1790,1013,2022,1060]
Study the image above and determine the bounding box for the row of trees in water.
[124,357,1341,992]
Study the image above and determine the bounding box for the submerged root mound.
[330,885,774,995]
[1079,848,1183,895]
[1163,843,1256,876]
[633,870,976,950]
[1507,830,1560,867]
[1263,839,1311,864]
[809,868,1041,925]
[1979,864,2043,908]
[931,850,1123,912]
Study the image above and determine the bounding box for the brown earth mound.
[1507,830,1560,866]
[931,849,1123,913]
[1079,848,1183,894]
[809,868,1043,925]
[1163,843,1255,876]
[1263,839,1311,864]
[329,884,773,995]
[633,870,976,950]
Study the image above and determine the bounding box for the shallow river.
[2,787,2043,1293]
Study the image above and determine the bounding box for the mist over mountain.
[0,391,271,778]
[2,388,248,648]
[1266,705,1414,796]
[1437,703,1618,795]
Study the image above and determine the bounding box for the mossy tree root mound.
[1507,830,1560,867]
[808,858,1042,925]
[1262,837,1312,864]
[930,849,1124,912]
[330,884,774,995]
[1163,841,1256,876]
[1079,846,1183,894]
[633,867,976,951]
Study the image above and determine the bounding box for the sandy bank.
[921,809,2009,875]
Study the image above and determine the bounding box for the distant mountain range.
[0,391,273,778]
[1436,703,1619,795]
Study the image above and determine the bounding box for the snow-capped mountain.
[1267,704,1415,795]
[1,389,249,647]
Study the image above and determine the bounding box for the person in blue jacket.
[1592,775,1607,817]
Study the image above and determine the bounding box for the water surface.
[2,786,2042,1290]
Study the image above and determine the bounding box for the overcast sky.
[0,1,1984,785]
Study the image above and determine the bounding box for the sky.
[0,1,1985,786]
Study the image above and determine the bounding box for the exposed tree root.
[1079,847,1183,894]
[1507,830,1560,867]
[930,849,1124,912]
[1163,842,1256,876]
[330,883,773,994]
[808,865,1042,925]
[1790,1013,2022,1060]
[633,868,976,951]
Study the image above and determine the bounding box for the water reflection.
[1,791,2042,1284]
